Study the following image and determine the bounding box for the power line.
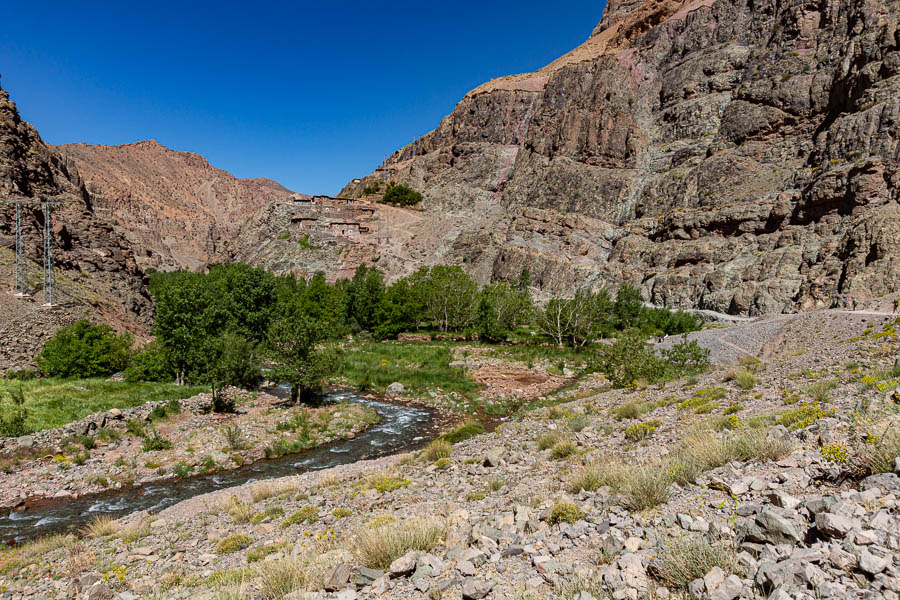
[3,199,63,305]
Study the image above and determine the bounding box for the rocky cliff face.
[343,0,899,315]
[0,78,152,368]
[56,141,296,271]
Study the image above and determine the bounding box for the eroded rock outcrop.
[343,0,899,315]
[0,77,152,368]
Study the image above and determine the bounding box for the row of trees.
[33,263,702,403]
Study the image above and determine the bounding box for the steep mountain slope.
[343,0,899,315]
[0,78,152,368]
[56,141,296,271]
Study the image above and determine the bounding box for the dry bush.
[251,480,299,503]
[354,518,446,569]
[81,514,119,538]
[652,537,739,590]
[422,439,451,462]
[259,558,304,599]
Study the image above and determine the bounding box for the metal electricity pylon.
[3,199,63,304]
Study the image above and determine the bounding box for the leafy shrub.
[124,341,175,383]
[173,462,193,478]
[660,337,711,373]
[568,415,590,432]
[281,506,319,528]
[222,423,247,451]
[821,444,849,464]
[363,472,410,494]
[141,429,172,451]
[625,421,657,442]
[126,419,145,437]
[776,402,830,429]
[216,533,251,554]
[381,182,423,207]
[247,544,281,562]
[332,508,352,519]
[0,386,30,437]
[434,457,451,469]
[36,319,132,378]
[548,502,584,525]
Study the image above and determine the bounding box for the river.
[0,389,437,544]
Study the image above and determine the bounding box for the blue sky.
[1,1,604,195]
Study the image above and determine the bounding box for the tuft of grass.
[259,558,303,599]
[247,544,281,563]
[806,380,836,403]
[653,537,739,591]
[440,421,485,444]
[568,415,590,432]
[354,518,447,570]
[734,369,757,390]
[81,515,118,539]
[422,439,451,462]
[359,471,411,494]
[860,429,900,475]
[223,497,255,524]
[551,440,577,459]
[566,465,605,494]
[624,466,671,511]
[613,402,644,420]
[537,432,563,450]
[216,533,251,554]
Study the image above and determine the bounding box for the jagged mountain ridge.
[56,140,299,271]
[0,77,153,368]
[342,0,899,315]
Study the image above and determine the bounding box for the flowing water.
[0,389,437,544]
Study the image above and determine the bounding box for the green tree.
[614,283,644,329]
[410,265,478,332]
[124,340,175,383]
[343,265,386,332]
[267,315,341,404]
[374,277,423,339]
[381,182,423,206]
[207,263,278,343]
[537,289,612,347]
[200,333,262,411]
[36,319,132,378]
[477,281,532,342]
[153,271,225,384]
[299,272,346,334]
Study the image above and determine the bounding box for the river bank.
[3,310,897,600]
[0,388,379,510]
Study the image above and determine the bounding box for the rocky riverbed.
[0,389,379,508]
[1,310,899,600]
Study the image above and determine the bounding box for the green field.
[334,341,479,398]
[0,378,207,434]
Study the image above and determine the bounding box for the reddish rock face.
[55,140,297,271]
[341,0,900,315]
[0,79,153,368]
